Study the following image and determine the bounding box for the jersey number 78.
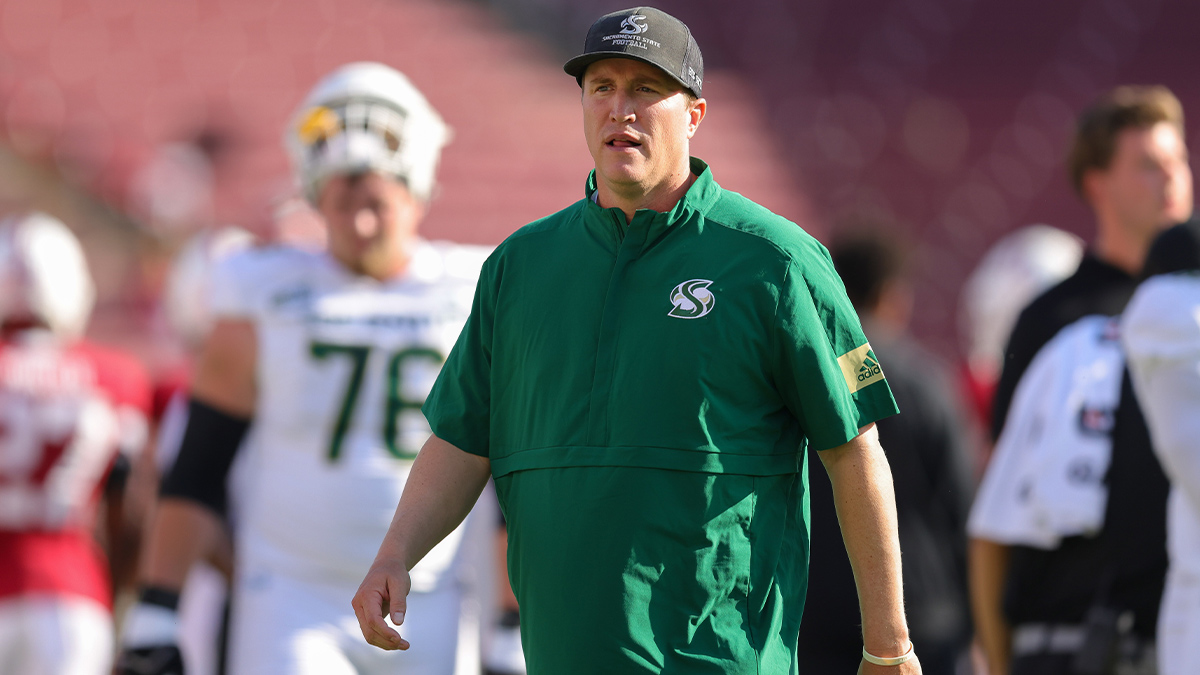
[309,342,444,462]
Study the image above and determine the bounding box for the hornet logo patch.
[668,279,716,319]
[620,14,649,34]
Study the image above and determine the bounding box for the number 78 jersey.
[209,242,489,589]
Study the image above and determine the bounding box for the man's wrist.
[863,632,912,659]
[863,640,915,666]
[373,538,413,572]
[121,586,182,648]
[138,586,182,611]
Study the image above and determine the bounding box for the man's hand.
[352,557,412,651]
[352,434,491,651]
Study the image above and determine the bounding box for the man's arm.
[138,318,256,589]
[968,537,1012,675]
[819,423,922,674]
[353,434,491,651]
[117,320,256,674]
[103,445,155,603]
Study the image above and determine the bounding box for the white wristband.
[120,602,180,648]
[862,641,914,667]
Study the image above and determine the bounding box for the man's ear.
[1080,168,1105,210]
[687,98,707,139]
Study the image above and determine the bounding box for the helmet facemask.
[286,63,449,206]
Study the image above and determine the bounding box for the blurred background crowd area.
[1,0,1198,379]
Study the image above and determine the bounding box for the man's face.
[317,171,425,279]
[581,58,704,194]
[1090,121,1193,240]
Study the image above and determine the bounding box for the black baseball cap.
[563,7,704,98]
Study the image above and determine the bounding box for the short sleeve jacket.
[425,159,897,475]
[424,159,898,673]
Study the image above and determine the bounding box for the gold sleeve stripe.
[837,343,885,393]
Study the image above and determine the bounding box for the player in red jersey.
[0,212,152,675]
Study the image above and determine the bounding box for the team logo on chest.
[668,279,716,319]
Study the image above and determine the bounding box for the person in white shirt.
[1122,220,1200,675]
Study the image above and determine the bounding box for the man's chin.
[362,241,411,279]
[332,241,408,279]
[597,165,649,191]
[1167,209,1194,226]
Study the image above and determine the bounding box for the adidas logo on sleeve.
[837,343,885,393]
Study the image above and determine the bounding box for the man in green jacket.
[354,7,922,674]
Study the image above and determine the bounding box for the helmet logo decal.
[619,15,649,34]
[668,279,716,319]
[297,106,341,147]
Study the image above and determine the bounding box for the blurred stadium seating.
[1,0,1198,363]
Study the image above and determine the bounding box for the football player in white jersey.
[118,62,493,675]
[0,212,153,675]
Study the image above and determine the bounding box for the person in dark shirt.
[799,228,976,675]
[989,86,1193,441]
[972,85,1193,675]
[958,225,1082,440]
[1001,372,1168,675]
[989,258,1137,441]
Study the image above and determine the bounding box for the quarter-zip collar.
[582,157,722,252]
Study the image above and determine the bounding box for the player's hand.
[352,556,412,651]
[858,652,922,675]
[114,644,185,675]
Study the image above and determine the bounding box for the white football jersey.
[209,241,489,590]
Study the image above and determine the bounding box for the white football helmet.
[285,62,450,205]
[163,226,255,347]
[959,224,1084,381]
[0,212,96,338]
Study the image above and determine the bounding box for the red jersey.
[0,332,151,608]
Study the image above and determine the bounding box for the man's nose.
[355,209,379,237]
[610,91,636,122]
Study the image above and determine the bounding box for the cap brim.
[563,52,695,96]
